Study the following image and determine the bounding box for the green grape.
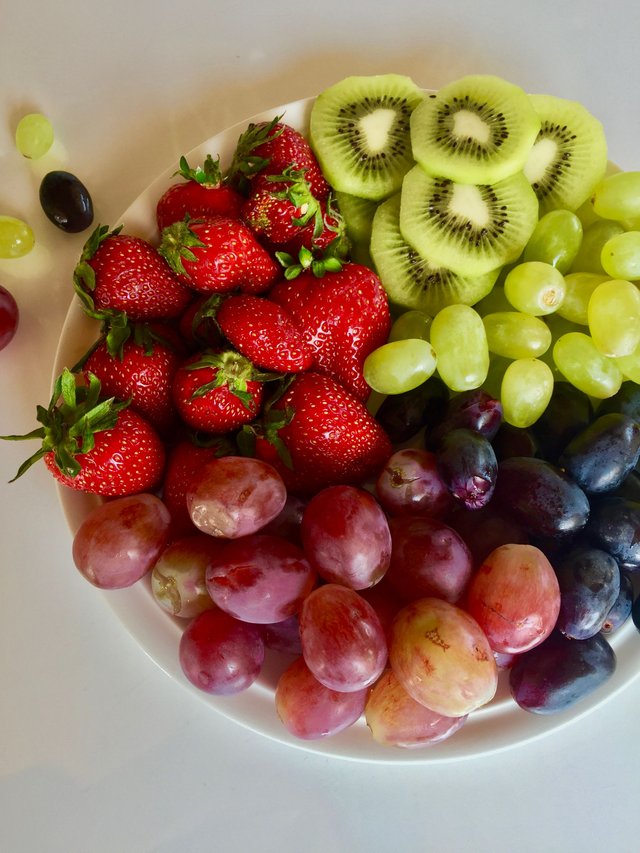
[388,309,432,343]
[0,216,35,258]
[474,285,512,317]
[591,171,640,221]
[558,272,609,325]
[15,113,54,159]
[363,338,437,395]
[482,354,511,400]
[504,261,565,316]
[483,311,552,359]
[587,279,640,357]
[523,209,583,274]
[570,220,625,274]
[500,358,554,428]
[430,304,489,392]
[600,231,640,280]
[574,197,602,230]
[553,332,623,398]
[538,313,583,381]
[614,345,640,383]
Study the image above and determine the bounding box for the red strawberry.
[216,293,314,373]
[172,350,270,433]
[178,294,224,351]
[247,372,392,496]
[81,320,183,436]
[159,216,280,294]
[74,225,193,321]
[162,435,235,538]
[269,263,391,401]
[3,369,165,496]
[156,154,244,232]
[228,118,330,200]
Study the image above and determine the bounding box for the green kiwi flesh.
[370,194,499,314]
[334,190,378,246]
[410,75,541,185]
[309,74,425,201]
[524,94,608,215]
[399,164,539,276]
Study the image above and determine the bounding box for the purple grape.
[531,382,593,462]
[435,428,497,510]
[554,546,621,640]
[559,413,640,494]
[601,573,634,634]
[585,497,640,570]
[375,375,449,443]
[427,389,503,449]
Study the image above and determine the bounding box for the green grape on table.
[600,231,640,280]
[15,113,54,159]
[523,209,583,274]
[483,311,552,359]
[0,216,35,259]
[570,219,625,275]
[504,261,565,316]
[500,358,554,428]
[591,171,640,221]
[558,272,609,325]
[553,331,623,398]
[363,338,437,395]
[587,279,640,357]
[388,308,432,343]
[429,304,489,392]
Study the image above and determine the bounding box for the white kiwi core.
[449,183,490,227]
[524,137,558,184]
[452,109,491,144]
[359,108,397,153]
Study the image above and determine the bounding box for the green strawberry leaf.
[158,219,207,278]
[176,153,222,186]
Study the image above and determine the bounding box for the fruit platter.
[5,73,640,762]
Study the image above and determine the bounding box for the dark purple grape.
[426,389,503,449]
[492,423,541,462]
[614,470,640,502]
[632,591,640,633]
[585,497,640,570]
[509,631,616,714]
[531,382,593,462]
[39,170,94,232]
[558,413,640,494]
[446,505,529,567]
[596,381,640,423]
[375,375,449,443]
[601,573,634,634]
[435,428,497,510]
[554,546,621,640]
[494,457,590,538]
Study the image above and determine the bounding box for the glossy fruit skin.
[554,547,621,640]
[558,413,640,494]
[435,428,498,510]
[597,381,640,422]
[151,534,218,618]
[300,485,392,590]
[494,456,590,539]
[530,382,593,462]
[179,608,265,695]
[584,497,640,569]
[374,376,449,443]
[39,170,94,232]
[375,448,454,519]
[0,284,19,351]
[509,631,616,715]
[44,408,165,496]
[156,178,244,232]
[601,573,634,634]
[426,389,503,449]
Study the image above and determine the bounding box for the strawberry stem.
[175,154,222,187]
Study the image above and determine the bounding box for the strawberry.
[178,294,224,351]
[156,154,244,232]
[227,118,330,200]
[216,293,314,373]
[246,372,392,496]
[79,319,183,436]
[2,369,165,496]
[171,350,272,433]
[269,263,391,401]
[162,434,235,538]
[158,215,280,294]
[74,225,193,321]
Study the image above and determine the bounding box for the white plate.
[53,97,640,763]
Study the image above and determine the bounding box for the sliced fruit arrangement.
[4,71,640,754]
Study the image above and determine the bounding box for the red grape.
[276,656,367,740]
[205,533,316,624]
[0,284,19,351]
[375,448,454,518]
[300,485,391,589]
[179,608,264,695]
[72,493,171,589]
[151,533,218,618]
[300,584,388,692]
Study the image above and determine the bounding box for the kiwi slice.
[523,94,608,215]
[334,190,378,246]
[410,75,541,185]
[399,164,539,276]
[309,74,425,201]
[370,194,499,314]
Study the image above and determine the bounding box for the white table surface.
[2,2,639,851]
